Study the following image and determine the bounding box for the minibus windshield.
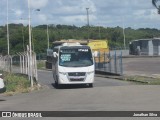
[59,48,93,67]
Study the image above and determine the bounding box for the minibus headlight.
[59,72,67,75]
[87,71,94,75]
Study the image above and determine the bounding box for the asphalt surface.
[0,70,160,120]
[123,57,160,77]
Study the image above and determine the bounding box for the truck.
[52,42,95,88]
[88,40,109,63]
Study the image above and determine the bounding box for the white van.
[52,43,95,88]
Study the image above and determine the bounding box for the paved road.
[0,70,160,120]
[37,70,133,89]
[123,57,160,77]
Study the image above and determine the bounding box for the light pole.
[7,0,9,55]
[86,8,89,26]
[28,0,33,87]
[47,24,50,49]
[122,17,126,49]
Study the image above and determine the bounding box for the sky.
[0,0,160,29]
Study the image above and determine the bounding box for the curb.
[95,74,149,84]
[95,70,121,76]
[122,55,160,58]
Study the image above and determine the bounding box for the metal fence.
[0,51,38,83]
[95,50,123,75]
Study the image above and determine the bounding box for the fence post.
[24,52,27,74]
[108,51,111,72]
[98,50,100,69]
[10,55,12,73]
[114,50,117,73]
[22,54,25,74]
[27,46,30,80]
[120,51,123,75]
[19,53,22,73]
[104,51,105,71]
[34,53,38,82]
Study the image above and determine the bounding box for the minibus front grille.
[70,78,84,81]
[68,72,86,82]
[68,72,86,76]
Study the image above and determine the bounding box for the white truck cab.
[52,42,95,88]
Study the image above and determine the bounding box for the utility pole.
[86,8,90,41]
[7,0,9,55]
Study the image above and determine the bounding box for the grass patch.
[124,76,160,85]
[4,73,30,94]
[0,71,41,95]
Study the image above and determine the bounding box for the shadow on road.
[51,83,92,89]
[0,99,6,102]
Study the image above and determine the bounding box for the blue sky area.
[0,0,160,29]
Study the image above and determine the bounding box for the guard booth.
[129,38,160,56]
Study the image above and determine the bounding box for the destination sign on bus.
[61,50,76,53]
[78,49,88,52]
[61,49,89,53]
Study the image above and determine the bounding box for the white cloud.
[50,0,96,15]
[31,13,48,24]
[14,9,23,17]
[38,14,47,22]
[1,0,160,29]
[46,0,97,25]
[30,0,49,8]
[60,14,96,24]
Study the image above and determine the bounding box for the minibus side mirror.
[53,52,58,58]
[93,51,98,57]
